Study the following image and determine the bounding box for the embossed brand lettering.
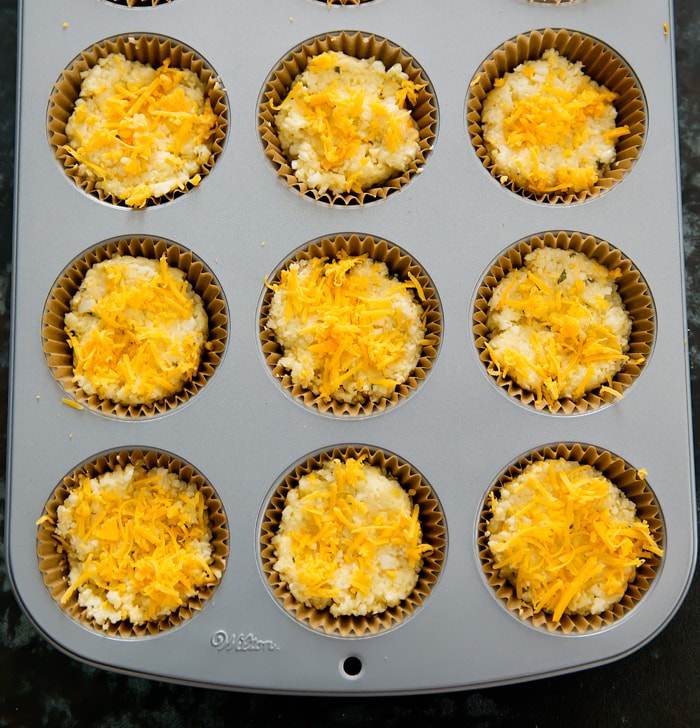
[210,630,280,652]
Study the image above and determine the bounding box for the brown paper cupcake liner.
[47,34,227,207]
[36,449,229,638]
[260,445,446,637]
[473,231,655,414]
[478,443,664,634]
[467,28,646,204]
[257,31,437,206]
[260,233,442,416]
[42,236,228,418]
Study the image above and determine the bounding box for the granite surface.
[1,1,699,726]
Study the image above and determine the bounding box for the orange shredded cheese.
[61,397,84,411]
[54,463,218,626]
[487,458,662,620]
[65,254,208,406]
[63,53,217,207]
[482,48,628,194]
[272,457,431,616]
[266,253,426,404]
[486,247,632,409]
[273,50,422,195]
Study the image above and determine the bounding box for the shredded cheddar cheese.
[53,463,219,627]
[272,457,432,616]
[61,397,84,411]
[266,253,426,404]
[64,53,217,207]
[487,459,662,620]
[65,254,208,406]
[486,247,632,409]
[273,50,422,195]
[482,48,628,194]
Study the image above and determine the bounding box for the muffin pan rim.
[7,0,695,694]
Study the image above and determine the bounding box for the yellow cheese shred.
[488,459,662,621]
[53,463,218,625]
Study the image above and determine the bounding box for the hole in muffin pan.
[521,0,584,5]
[47,33,228,207]
[472,230,655,415]
[36,448,229,638]
[342,656,364,678]
[259,233,443,417]
[477,442,664,635]
[259,444,447,638]
[316,0,376,5]
[102,0,174,6]
[257,30,438,206]
[42,236,228,418]
[466,28,647,204]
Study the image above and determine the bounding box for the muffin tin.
[6,0,696,694]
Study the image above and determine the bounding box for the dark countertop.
[1,2,699,726]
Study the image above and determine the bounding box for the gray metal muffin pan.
[6,0,696,694]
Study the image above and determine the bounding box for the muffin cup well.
[258,31,437,205]
[467,28,646,204]
[478,443,663,634]
[260,445,446,637]
[47,34,227,207]
[260,233,442,416]
[42,236,228,418]
[473,230,654,414]
[36,449,229,638]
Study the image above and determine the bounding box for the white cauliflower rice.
[486,247,632,408]
[481,48,628,194]
[272,457,431,617]
[65,254,208,406]
[487,458,662,620]
[55,463,218,627]
[64,53,217,207]
[273,50,422,195]
[266,254,426,404]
